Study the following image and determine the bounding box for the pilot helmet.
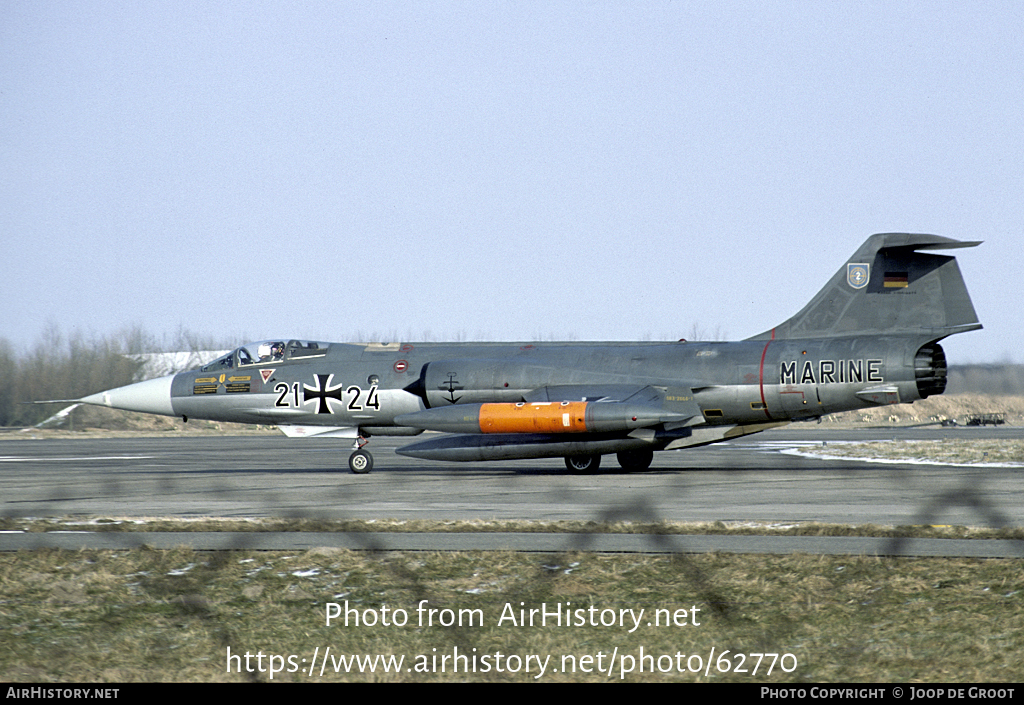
[257,343,272,359]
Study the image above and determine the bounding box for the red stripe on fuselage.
[758,328,775,420]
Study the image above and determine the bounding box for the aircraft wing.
[277,425,360,439]
[394,384,703,435]
[521,384,655,403]
[539,383,705,427]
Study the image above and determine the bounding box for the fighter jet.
[71,233,981,473]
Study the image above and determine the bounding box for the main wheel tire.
[349,450,373,474]
[616,449,654,471]
[564,454,601,473]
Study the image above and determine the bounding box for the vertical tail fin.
[747,233,982,341]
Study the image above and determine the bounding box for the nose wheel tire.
[564,454,601,473]
[349,450,373,474]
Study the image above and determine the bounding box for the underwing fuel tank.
[395,401,688,434]
[395,432,659,462]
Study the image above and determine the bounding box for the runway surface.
[2,426,1022,555]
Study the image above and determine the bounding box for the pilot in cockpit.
[258,342,285,362]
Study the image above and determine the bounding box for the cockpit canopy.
[200,340,329,370]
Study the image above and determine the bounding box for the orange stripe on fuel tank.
[478,402,589,434]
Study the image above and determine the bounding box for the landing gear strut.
[348,436,373,474]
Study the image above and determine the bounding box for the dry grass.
[3,516,1022,540]
[822,393,1024,427]
[804,439,1024,465]
[1,548,1021,682]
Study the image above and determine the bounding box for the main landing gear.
[564,449,655,473]
[348,436,373,474]
[564,454,601,473]
[615,449,654,471]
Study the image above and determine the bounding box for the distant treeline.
[1,327,1021,428]
[946,365,1024,396]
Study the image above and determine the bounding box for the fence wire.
[1,430,1023,682]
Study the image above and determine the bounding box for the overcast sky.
[3,1,1021,363]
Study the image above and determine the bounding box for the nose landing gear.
[348,436,373,473]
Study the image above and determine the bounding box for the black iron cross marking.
[303,374,344,414]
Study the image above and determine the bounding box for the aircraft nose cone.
[80,375,177,417]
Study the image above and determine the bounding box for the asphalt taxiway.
[1,426,1021,555]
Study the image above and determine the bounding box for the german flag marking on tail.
[884,272,909,288]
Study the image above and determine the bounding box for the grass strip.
[2,547,1021,682]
